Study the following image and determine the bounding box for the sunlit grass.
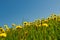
[0,14,60,40]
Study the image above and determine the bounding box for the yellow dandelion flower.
[50,14,56,17]
[44,19,48,23]
[0,33,7,37]
[0,28,5,33]
[16,25,22,29]
[35,24,41,27]
[0,28,7,37]
[42,23,48,27]
[52,16,57,20]
[23,22,30,26]
[47,17,51,20]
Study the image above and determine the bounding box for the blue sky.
[0,0,60,27]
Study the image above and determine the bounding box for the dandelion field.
[0,14,60,40]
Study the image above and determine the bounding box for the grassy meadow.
[0,14,60,40]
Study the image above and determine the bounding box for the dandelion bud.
[12,24,16,26]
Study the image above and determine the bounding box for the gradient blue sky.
[0,0,60,27]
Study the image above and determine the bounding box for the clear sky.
[0,0,60,27]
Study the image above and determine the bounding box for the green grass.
[1,22,60,40]
[0,14,60,40]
